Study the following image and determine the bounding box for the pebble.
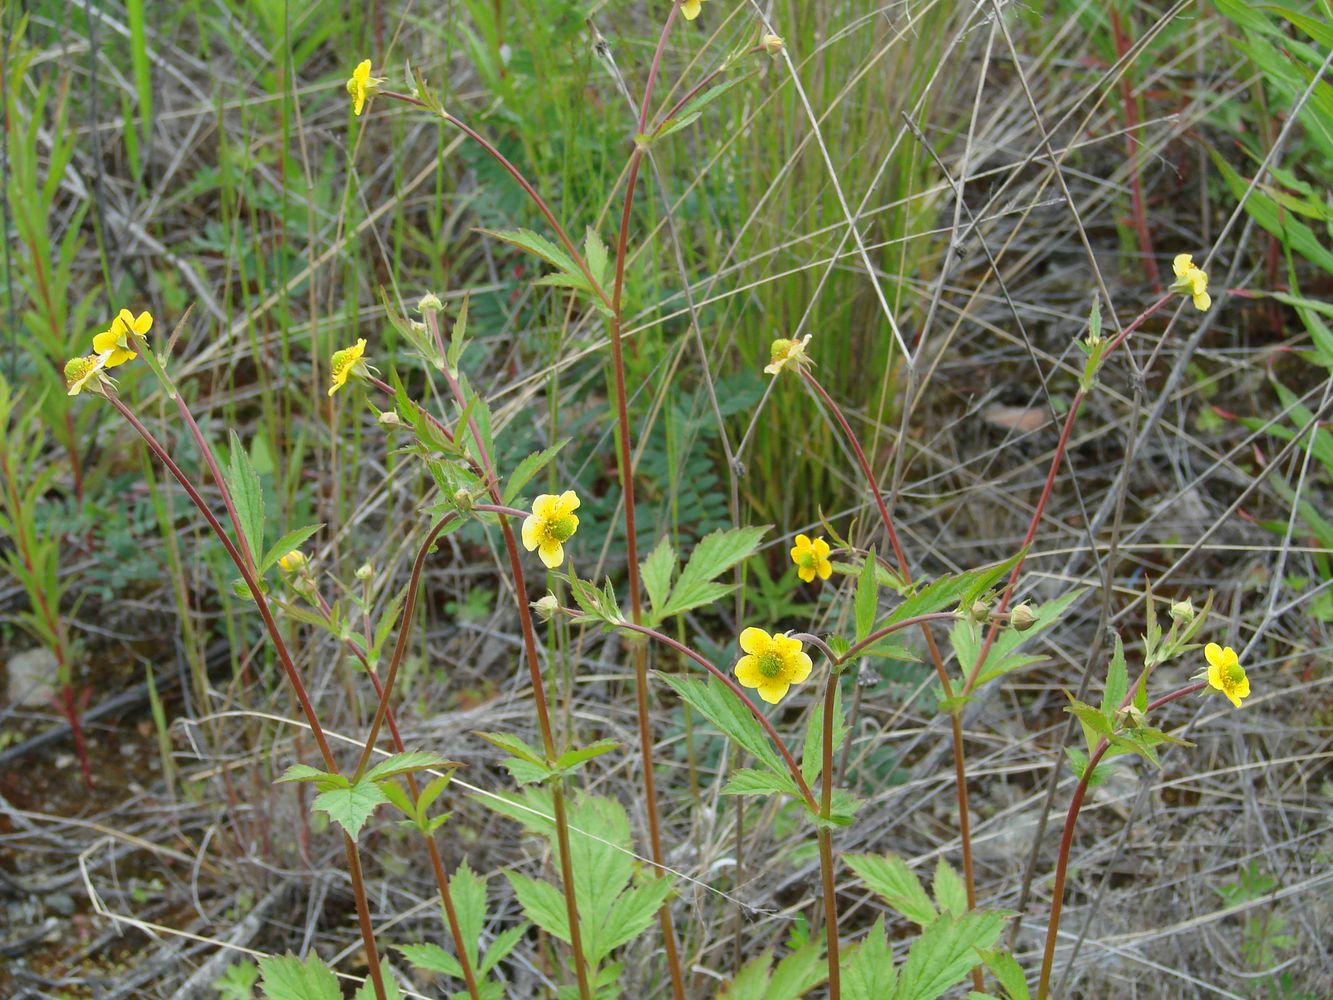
[5,648,59,707]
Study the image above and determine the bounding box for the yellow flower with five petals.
[764,334,811,375]
[790,534,832,583]
[681,0,706,21]
[734,627,812,704]
[328,338,370,396]
[1204,643,1249,708]
[347,60,385,117]
[522,491,580,568]
[1170,254,1211,311]
[93,309,153,368]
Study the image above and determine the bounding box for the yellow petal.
[734,655,763,688]
[756,681,789,704]
[789,652,813,684]
[816,559,832,581]
[812,538,830,558]
[1207,660,1223,692]
[1173,254,1192,278]
[521,514,540,551]
[681,0,702,20]
[1226,689,1242,709]
[1193,291,1211,311]
[1235,676,1250,700]
[92,329,119,354]
[797,565,815,583]
[538,541,564,568]
[794,534,811,550]
[1204,643,1225,669]
[532,494,558,518]
[558,490,581,513]
[739,626,769,655]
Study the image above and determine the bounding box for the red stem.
[1036,680,1206,999]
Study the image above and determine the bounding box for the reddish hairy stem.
[1036,680,1207,999]
[819,673,842,1000]
[960,293,1174,698]
[108,394,388,999]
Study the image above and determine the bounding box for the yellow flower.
[522,491,580,569]
[64,354,108,396]
[1205,643,1249,708]
[278,550,307,573]
[328,338,369,396]
[681,0,705,20]
[346,59,385,117]
[790,534,832,583]
[734,627,812,705]
[1171,254,1211,311]
[764,334,811,375]
[92,308,152,368]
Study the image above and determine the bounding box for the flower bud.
[762,33,784,54]
[453,487,475,513]
[278,550,308,573]
[378,409,405,428]
[532,594,559,622]
[418,292,443,315]
[970,599,991,621]
[1169,598,1194,625]
[1009,603,1037,631]
[355,562,374,582]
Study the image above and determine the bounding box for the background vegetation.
[1,0,1329,997]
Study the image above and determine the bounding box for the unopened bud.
[453,488,475,513]
[378,409,405,428]
[1115,704,1146,730]
[970,599,991,621]
[1009,603,1037,631]
[762,33,784,54]
[278,550,307,573]
[1169,598,1194,625]
[418,292,443,315]
[532,594,559,622]
[355,562,374,582]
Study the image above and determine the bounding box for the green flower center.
[757,651,784,679]
[64,357,93,383]
[544,515,576,543]
[331,349,358,378]
[1224,662,1245,686]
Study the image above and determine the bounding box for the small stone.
[5,648,59,707]
[45,893,75,917]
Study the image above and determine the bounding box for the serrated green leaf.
[214,961,259,1000]
[766,932,828,999]
[892,911,1007,1000]
[505,870,570,943]
[592,873,675,964]
[584,227,610,292]
[657,673,786,778]
[859,639,919,662]
[1100,634,1128,717]
[363,750,451,785]
[378,779,415,818]
[980,948,1031,1000]
[659,525,768,620]
[855,556,878,643]
[478,920,528,977]
[417,773,453,817]
[640,536,676,622]
[1065,696,1114,757]
[845,853,937,926]
[842,917,896,1000]
[888,555,1020,628]
[654,110,702,140]
[260,523,323,574]
[502,440,568,506]
[226,430,265,562]
[555,738,620,773]
[352,960,402,1000]
[933,858,967,915]
[478,227,580,276]
[476,731,546,766]
[312,778,388,841]
[257,952,341,1000]
[449,859,487,972]
[397,942,463,978]
[275,764,343,788]
[721,767,801,799]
